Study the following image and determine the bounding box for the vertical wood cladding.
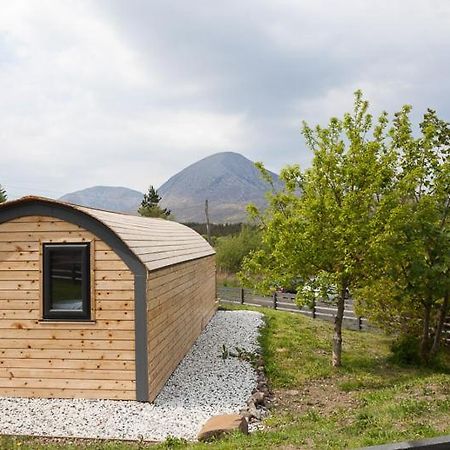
[0,216,136,400]
[147,255,217,400]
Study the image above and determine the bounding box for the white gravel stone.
[0,310,264,441]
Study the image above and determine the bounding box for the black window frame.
[42,243,91,321]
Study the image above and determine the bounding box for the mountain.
[60,186,143,214]
[158,152,282,223]
[59,153,282,223]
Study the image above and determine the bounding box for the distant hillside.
[159,152,282,223]
[60,186,143,214]
[59,153,282,222]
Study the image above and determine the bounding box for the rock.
[248,405,262,420]
[251,391,265,406]
[198,414,248,442]
[257,382,268,391]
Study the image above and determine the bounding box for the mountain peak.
[159,152,281,223]
[197,151,251,161]
[175,152,253,172]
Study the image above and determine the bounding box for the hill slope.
[159,152,281,223]
[59,186,143,214]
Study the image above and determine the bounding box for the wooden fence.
[218,286,450,342]
[217,286,369,331]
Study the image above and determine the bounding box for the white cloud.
[0,0,448,199]
[0,1,252,197]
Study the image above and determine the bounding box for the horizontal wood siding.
[147,255,216,401]
[0,216,136,400]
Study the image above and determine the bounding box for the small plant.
[220,344,259,363]
[162,435,188,449]
[234,346,258,365]
[221,344,230,359]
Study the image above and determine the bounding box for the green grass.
[2,305,449,450]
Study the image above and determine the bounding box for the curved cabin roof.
[0,196,215,272]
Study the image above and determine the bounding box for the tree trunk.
[332,284,346,367]
[430,291,449,358]
[420,302,432,363]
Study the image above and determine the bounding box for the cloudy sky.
[1,0,449,199]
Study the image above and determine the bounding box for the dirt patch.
[273,379,359,416]
[397,381,450,403]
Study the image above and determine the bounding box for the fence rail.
[217,286,368,331]
[218,287,450,342]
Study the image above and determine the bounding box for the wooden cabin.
[0,196,216,401]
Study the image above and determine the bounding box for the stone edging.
[239,351,273,422]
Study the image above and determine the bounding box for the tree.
[0,185,7,203]
[356,107,449,362]
[138,186,172,219]
[240,91,395,367]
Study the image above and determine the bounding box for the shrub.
[390,335,421,366]
[215,226,261,274]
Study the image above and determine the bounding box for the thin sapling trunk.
[420,301,432,363]
[332,284,346,367]
[430,291,449,358]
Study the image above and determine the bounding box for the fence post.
[272,291,277,309]
[312,298,316,319]
[240,288,245,305]
[358,316,362,331]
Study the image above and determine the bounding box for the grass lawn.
[1,305,449,449]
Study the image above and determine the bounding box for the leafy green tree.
[215,226,261,274]
[0,185,7,203]
[240,91,395,367]
[356,107,449,362]
[138,185,172,219]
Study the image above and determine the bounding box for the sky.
[1,0,449,199]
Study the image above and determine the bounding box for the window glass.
[49,247,83,311]
[43,243,90,320]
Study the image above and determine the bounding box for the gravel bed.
[0,310,264,441]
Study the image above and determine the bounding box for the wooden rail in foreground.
[218,286,450,341]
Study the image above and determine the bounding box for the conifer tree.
[0,185,7,203]
[138,186,171,219]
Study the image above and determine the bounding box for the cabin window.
[43,243,91,320]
